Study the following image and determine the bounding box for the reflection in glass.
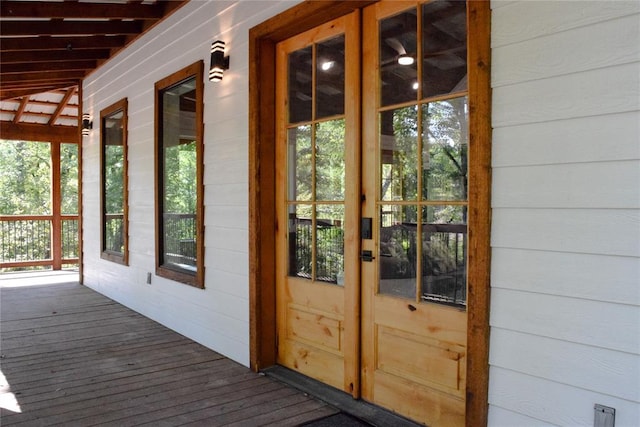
[102,110,125,254]
[421,205,467,306]
[380,9,418,107]
[316,205,344,284]
[422,1,467,98]
[288,126,312,201]
[315,120,345,201]
[379,204,417,299]
[380,107,418,201]
[161,77,197,273]
[288,204,313,279]
[422,97,468,201]
[316,35,345,119]
[288,46,313,124]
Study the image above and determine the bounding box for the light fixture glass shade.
[397,54,415,66]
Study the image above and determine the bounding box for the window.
[154,61,204,288]
[100,98,128,264]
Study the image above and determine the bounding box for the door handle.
[360,250,375,262]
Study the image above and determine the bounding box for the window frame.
[100,98,129,265]
[154,60,205,288]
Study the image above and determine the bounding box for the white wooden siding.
[82,0,302,367]
[490,1,640,426]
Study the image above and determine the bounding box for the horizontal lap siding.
[489,1,640,426]
[82,1,301,367]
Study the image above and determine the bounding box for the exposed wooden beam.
[0,122,77,143]
[1,20,142,36]
[1,108,77,121]
[1,86,69,100]
[0,71,84,84]
[12,97,29,124]
[49,87,75,125]
[2,98,78,109]
[1,80,78,90]
[1,1,165,19]
[1,49,111,63]
[1,35,126,51]
[1,60,97,75]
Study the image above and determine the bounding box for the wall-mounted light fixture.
[82,113,93,136]
[209,40,230,82]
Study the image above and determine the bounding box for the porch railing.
[0,214,79,271]
[162,213,197,268]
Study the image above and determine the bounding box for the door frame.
[248,1,492,425]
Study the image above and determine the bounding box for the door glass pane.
[421,97,468,201]
[315,119,345,201]
[288,125,312,201]
[316,35,345,119]
[316,204,344,285]
[161,77,197,273]
[289,46,313,123]
[379,204,417,299]
[380,107,418,201]
[421,205,467,306]
[422,1,467,98]
[380,9,418,107]
[288,204,313,279]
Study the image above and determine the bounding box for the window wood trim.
[154,60,205,289]
[249,1,491,425]
[100,98,129,265]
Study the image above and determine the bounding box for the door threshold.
[262,366,423,427]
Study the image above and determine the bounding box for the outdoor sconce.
[82,114,93,136]
[209,40,230,82]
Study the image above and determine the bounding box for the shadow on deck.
[0,272,358,426]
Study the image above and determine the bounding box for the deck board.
[0,277,339,426]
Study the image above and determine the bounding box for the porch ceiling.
[0,0,188,134]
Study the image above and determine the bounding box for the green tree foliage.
[104,145,124,214]
[0,140,51,215]
[164,141,196,214]
[61,143,79,214]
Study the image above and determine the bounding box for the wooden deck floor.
[0,272,341,426]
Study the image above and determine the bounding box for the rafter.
[0,36,126,52]
[12,97,29,124]
[0,0,188,116]
[1,71,84,84]
[1,20,143,36]
[1,61,97,75]
[1,49,111,63]
[1,1,165,20]
[48,87,75,125]
[1,108,77,122]
[2,98,78,109]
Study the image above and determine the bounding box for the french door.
[275,2,473,425]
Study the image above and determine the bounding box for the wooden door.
[360,2,470,425]
[275,12,361,395]
[276,2,475,424]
